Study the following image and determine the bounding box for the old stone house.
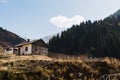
[5,39,48,55]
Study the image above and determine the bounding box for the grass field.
[0,53,119,80]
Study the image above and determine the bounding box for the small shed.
[5,47,17,54]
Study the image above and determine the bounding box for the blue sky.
[0,0,120,39]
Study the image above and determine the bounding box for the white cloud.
[49,15,85,28]
[0,0,7,4]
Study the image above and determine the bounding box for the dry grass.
[0,52,117,64]
[0,53,120,71]
[0,52,86,63]
[0,53,52,61]
[0,53,53,72]
[0,53,119,79]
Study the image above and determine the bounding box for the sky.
[0,0,120,39]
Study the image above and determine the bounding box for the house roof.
[16,39,48,48]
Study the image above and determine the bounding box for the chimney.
[27,39,30,42]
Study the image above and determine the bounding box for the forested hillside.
[49,9,120,58]
[0,27,26,48]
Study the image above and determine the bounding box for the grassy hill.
[0,27,26,52]
[0,54,119,80]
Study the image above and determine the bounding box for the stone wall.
[32,44,48,55]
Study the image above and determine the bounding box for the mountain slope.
[109,9,120,18]
[42,33,61,43]
[0,27,26,48]
[49,9,120,58]
[42,34,55,43]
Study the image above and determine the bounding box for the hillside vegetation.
[49,9,120,58]
[0,27,25,48]
[0,54,119,80]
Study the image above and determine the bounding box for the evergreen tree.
[49,15,120,58]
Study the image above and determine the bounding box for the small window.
[25,47,28,51]
[6,48,9,51]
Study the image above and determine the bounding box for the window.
[6,48,9,51]
[25,47,28,51]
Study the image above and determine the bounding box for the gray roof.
[15,39,48,48]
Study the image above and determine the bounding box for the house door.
[18,48,20,55]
